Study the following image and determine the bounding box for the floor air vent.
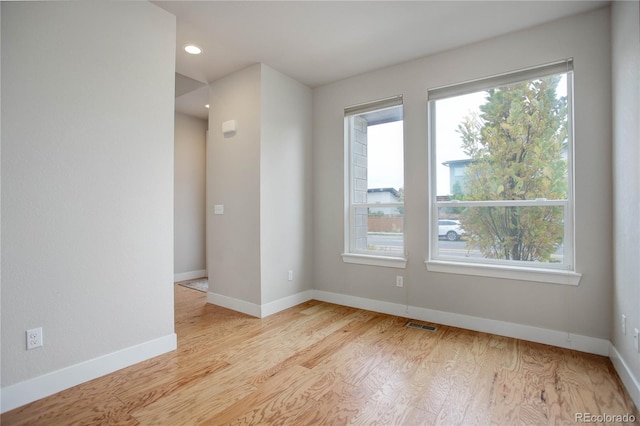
[406,321,438,332]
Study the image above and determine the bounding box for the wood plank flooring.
[3,285,638,425]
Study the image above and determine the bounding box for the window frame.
[342,96,407,268]
[426,60,581,285]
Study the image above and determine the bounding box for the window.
[427,60,581,284]
[343,96,406,268]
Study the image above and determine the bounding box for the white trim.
[174,269,207,282]
[261,290,314,318]
[426,260,582,285]
[609,344,640,409]
[311,290,608,356]
[1,334,177,413]
[207,291,262,317]
[342,253,407,269]
[207,290,314,318]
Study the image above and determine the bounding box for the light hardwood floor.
[3,285,638,425]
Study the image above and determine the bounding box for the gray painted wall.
[312,8,612,339]
[260,64,313,304]
[1,2,176,386]
[207,65,263,305]
[207,64,313,308]
[174,113,207,278]
[611,0,640,404]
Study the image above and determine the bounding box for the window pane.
[367,120,404,191]
[434,75,569,201]
[347,102,404,258]
[354,207,404,255]
[350,107,404,203]
[435,205,565,265]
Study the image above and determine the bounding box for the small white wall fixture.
[222,120,237,137]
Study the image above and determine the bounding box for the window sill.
[342,253,407,269]
[425,260,581,285]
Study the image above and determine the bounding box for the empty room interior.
[1,1,639,424]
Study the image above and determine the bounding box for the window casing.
[427,60,581,284]
[343,96,406,268]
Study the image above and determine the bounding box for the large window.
[343,96,405,267]
[427,60,580,284]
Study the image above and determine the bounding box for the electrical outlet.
[622,314,627,335]
[26,327,43,350]
[288,270,293,281]
[396,276,404,287]
[634,328,639,353]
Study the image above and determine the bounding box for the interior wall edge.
[609,343,640,409]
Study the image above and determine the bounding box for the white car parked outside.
[438,219,465,241]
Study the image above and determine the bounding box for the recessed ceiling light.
[205,104,210,109]
[184,45,202,55]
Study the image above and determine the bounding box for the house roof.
[442,159,474,167]
[368,187,400,198]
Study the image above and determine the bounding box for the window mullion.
[354,202,404,208]
[436,200,567,208]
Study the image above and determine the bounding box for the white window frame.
[426,60,581,285]
[342,96,406,268]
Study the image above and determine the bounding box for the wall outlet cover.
[26,327,43,350]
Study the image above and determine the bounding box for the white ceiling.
[159,1,609,119]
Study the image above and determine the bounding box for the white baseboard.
[207,292,262,317]
[311,290,610,356]
[609,343,640,409]
[4,291,625,415]
[1,333,177,414]
[261,290,314,317]
[205,288,609,356]
[174,270,207,282]
[207,290,314,318]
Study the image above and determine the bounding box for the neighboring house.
[442,158,473,196]
[367,187,402,215]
